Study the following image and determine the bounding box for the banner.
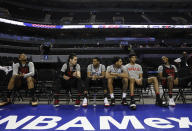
[1,18,192,29]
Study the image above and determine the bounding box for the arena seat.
[36,69,57,104]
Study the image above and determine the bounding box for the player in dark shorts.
[125,54,166,110]
[159,56,192,106]
[106,57,128,106]
[86,57,109,106]
[54,53,88,107]
[0,53,38,106]
[158,56,179,106]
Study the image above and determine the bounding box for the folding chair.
[127,84,144,104]
[0,70,8,99]
[88,80,104,106]
[36,69,57,104]
[55,78,74,104]
[174,67,192,103]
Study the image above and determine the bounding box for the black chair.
[11,70,38,104]
[36,69,57,104]
[0,70,23,103]
[88,80,104,106]
[55,77,74,105]
[108,78,144,104]
[127,83,144,104]
[161,83,185,104]
[174,67,192,103]
[0,70,8,99]
[160,74,189,104]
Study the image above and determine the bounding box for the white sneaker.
[104,98,110,106]
[168,98,176,106]
[82,98,88,107]
[130,100,136,110]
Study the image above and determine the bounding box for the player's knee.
[122,78,128,84]
[8,86,13,90]
[167,76,174,81]
[130,78,135,83]
[12,75,17,78]
[11,75,18,80]
[152,77,158,82]
[27,77,33,83]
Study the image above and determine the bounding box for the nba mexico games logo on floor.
[0,115,191,130]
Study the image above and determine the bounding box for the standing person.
[40,40,53,60]
[106,57,128,106]
[174,51,189,68]
[86,57,109,106]
[40,41,53,55]
[54,53,88,107]
[0,53,37,106]
[125,54,166,110]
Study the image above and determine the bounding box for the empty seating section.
[144,12,192,24]
[0,0,192,25]
[123,13,146,24]
[3,9,192,25]
[8,6,45,23]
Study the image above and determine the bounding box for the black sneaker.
[31,97,38,106]
[130,100,136,110]
[156,98,167,107]
[121,98,128,105]
[110,98,115,106]
[54,99,60,107]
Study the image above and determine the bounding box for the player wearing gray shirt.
[0,54,37,106]
[124,54,166,110]
[86,57,109,106]
[87,64,105,77]
[125,63,143,79]
[106,57,128,106]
